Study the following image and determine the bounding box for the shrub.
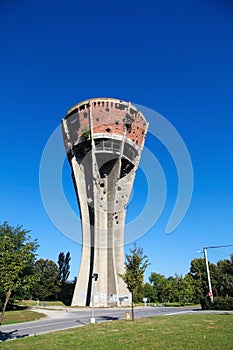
[201,296,233,310]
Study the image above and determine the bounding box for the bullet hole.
[106,127,111,132]
[100,182,105,187]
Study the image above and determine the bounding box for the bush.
[201,296,233,310]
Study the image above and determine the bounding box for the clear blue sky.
[1,0,233,282]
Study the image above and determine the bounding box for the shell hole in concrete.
[116,221,119,225]
[115,215,118,219]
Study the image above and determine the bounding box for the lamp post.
[91,273,98,324]
[197,244,233,303]
[203,247,213,303]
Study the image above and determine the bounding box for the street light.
[91,273,98,324]
[197,247,213,302]
[197,244,233,303]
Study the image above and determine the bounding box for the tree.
[31,259,61,300]
[143,282,156,303]
[58,252,74,305]
[149,272,167,303]
[119,244,149,320]
[58,252,71,284]
[0,222,38,324]
[173,274,195,305]
[217,255,233,297]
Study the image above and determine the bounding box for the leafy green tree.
[174,274,195,305]
[163,276,176,303]
[0,222,38,324]
[143,282,156,303]
[58,252,74,305]
[119,244,149,320]
[149,272,167,303]
[31,259,61,300]
[217,255,233,297]
[58,252,71,283]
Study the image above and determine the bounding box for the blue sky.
[0,0,233,282]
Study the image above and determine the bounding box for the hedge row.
[201,296,233,310]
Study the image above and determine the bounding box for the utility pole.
[203,247,213,303]
[198,244,233,303]
[91,273,98,324]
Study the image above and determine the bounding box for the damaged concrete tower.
[62,98,148,306]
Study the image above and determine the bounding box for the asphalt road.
[0,306,201,342]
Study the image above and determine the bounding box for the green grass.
[2,310,45,325]
[1,314,233,349]
[16,300,66,307]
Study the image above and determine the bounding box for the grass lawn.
[17,300,66,308]
[0,313,233,349]
[1,310,45,325]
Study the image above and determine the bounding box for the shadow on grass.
[0,330,29,342]
[98,316,119,321]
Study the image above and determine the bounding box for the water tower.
[62,98,148,306]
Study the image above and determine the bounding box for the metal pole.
[204,247,213,303]
[91,276,95,323]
